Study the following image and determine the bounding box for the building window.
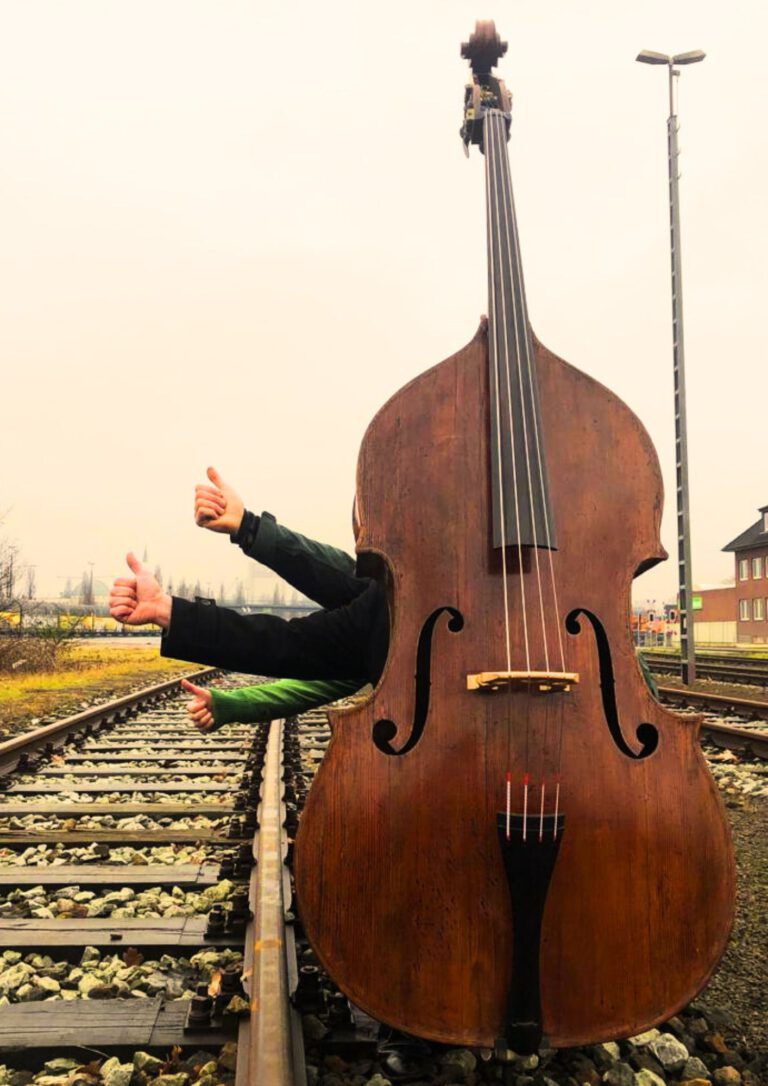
[753,557,764,578]
[755,598,765,621]
[764,511,768,532]
[739,559,749,580]
[739,599,750,620]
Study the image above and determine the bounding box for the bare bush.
[0,631,78,675]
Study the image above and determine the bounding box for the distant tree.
[166,576,174,596]
[272,583,284,606]
[176,579,189,600]
[0,539,17,604]
[153,565,163,588]
[193,579,202,599]
[79,570,94,605]
[218,582,226,603]
[61,577,73,599]
[234,579,246,605]
[0,515,32,609]
[25,567,36,600]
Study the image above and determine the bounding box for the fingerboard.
[484,109,556,552]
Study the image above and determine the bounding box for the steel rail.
[237,719,306,1086]
[702,721,768,760]
[657,685,768,758]
[657,684,768,720]
[644,649,768,664]
[0,668,220,775]
[646,656,768,687]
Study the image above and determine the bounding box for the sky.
[1,0,766,608]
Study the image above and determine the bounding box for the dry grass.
[0,641,195,734]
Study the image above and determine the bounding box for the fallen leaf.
[122,946,144,966]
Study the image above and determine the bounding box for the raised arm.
[194,466,360,609]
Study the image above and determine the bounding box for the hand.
[181,678,216,732]
[109,553,172,629]
[194,466,245,536]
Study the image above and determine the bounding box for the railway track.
[655,685,768,759]
[0,675,766,1086]
[644,650,768,689]
[0,674,309,1086]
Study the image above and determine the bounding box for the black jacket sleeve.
[230,511,362,610]
[161,579,386,684]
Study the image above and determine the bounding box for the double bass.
[295,23,734,1052]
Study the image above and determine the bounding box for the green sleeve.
[636,651,659,699]
[210,678,362,725]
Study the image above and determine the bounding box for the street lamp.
[636,47,705,686]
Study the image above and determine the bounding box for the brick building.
[692,586,736,645]
[723,504,768,644]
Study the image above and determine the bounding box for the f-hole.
[372,606,464,756]
[565,607,658,760]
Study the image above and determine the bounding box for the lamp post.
[636,48,705,686]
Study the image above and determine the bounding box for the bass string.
[492,112,552,675]
[485,109,520,797]
[487,109,568,795]
[500,112,567,679]
[485,109,516,676]
[488,110,569,794]
[496,109,569,791]
[485,109,530,783]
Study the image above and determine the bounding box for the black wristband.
[231,509,260,551]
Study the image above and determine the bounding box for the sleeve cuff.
[161,596,220,663]
[234,509,279,564]
[230,509,260,551]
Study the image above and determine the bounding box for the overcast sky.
[1,0,766,608]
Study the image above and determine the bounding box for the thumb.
[126,552,143,575]
[181,678,206,697]
[207,465,224,488]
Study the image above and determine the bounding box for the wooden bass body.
[294,326,735,1048]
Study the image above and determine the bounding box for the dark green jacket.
[203,510,367,725]
[162,510,388,684]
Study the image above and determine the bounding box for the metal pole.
[666,63,696,685]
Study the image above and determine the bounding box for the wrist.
[231,509,259,548]
[229,507,246,538]
[154,594,173,631]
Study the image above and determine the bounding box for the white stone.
[0,963,34,994]
[649,1032,689,1072]
[627,1028,661,1047]
[634,1070,666,1086]
[34,977,61,994]
[78,974,105,996]
[101,1059,134,1086]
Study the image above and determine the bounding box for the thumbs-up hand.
[194,466,245,536]
[109,553,172,629]
[181,678,216,731]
